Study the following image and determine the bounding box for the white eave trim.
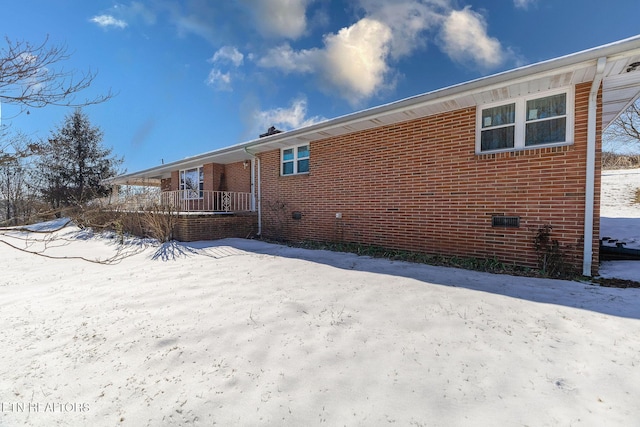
[110,35,640,184]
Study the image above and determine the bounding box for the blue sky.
[1,0,639,172]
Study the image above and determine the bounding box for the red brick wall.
[225,161,252,193]
[121,212,258,242]
[203,163,214,191]
[172,162,250,193]
[170,171,179,191]
[168,164,247,192]
[173,213,258,241]
[258,82,601,273]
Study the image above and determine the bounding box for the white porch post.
[250,158,256,212]
[110,184,120,205]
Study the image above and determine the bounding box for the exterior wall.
[170,171,179,191]
[120,212,258,242]
[161,178,172,191]
[258,82,601,273]
[203,163,214,191]
[173,212,258,241]
[225,161,252,193]
[168,162,251,193]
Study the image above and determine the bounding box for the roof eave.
[109,35,640,185]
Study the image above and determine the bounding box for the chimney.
[259,126,282,138]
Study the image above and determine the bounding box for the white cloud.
[126,2,157,25]
[211,46,244,67]
[513,0,537,9]
[155,1,219,43]
[206,69,233,91]
[241,0,310,39]
[253,98,326,132]
[90,15,128,29]
[253,1,510,102]
[108,2,156,25]
[257,44,317,73]
[356,0,447,59]
[319,18,393,102]
[257,18,393,104]
[174,15,217,42]
[207,47,245,91]
[439,6,506,70]
[255,1,454,103]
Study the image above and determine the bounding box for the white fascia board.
[113,35,640,182]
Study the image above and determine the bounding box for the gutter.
[107,37,640,187]
[583,57,607,277]
[244,147,262,237]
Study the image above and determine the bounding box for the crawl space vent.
[492,216,520,228]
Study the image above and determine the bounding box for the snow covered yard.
[600,168,640,281]
[1,225,640,426]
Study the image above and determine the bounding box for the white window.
[180,167,204,199]
[476,88,574,153]
[281,144,309,175]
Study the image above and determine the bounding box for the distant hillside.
[602,152,640,170]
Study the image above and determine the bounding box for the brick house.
[108,36,640,276]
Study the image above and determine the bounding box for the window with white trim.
[180,166,204,199]
[477,88,574,153]
[281,144,309,175]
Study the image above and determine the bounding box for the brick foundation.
[173,212,258,242]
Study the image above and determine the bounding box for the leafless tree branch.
[604,99,640,151]
[0,35,114,114]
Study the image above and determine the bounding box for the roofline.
[242,34,640,150]
[109,34,640,184]
[111,141,258,181]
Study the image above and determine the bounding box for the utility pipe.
[583,57,607,276]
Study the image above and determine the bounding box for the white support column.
[250,158,256,212]
[110,185,120,205]
[583,57,607,277]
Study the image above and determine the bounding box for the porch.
[160,190,253,213]
[113,190,254,214]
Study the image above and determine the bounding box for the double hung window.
[282,144,309,175]
[477,88,573,153]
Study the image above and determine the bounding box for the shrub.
[533,225,578,278]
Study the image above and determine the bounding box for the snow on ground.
[0,169,638,426]
[600,168,640,280]
[1,225,640,426]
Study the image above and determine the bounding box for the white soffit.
[602,56,640,128]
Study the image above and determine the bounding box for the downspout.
[583,57,607,277]
[244,148,262,237]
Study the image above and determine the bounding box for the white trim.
[243,147,262,235]
[281,144,310,176]
[250,158,256,212]
[257,157,262,236]
[179,166,204,200]
[105,36,640,187]
[583,57,607,277]
[476,86,575,154]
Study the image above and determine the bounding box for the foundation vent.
[492,216,520,228]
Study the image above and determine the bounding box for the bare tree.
[604,99,640,152]
[0,36,112,113]
[0,132,38,225]
[0,36,113,165]
[0,157,29,225]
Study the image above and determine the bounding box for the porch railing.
[160,190,253,213]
